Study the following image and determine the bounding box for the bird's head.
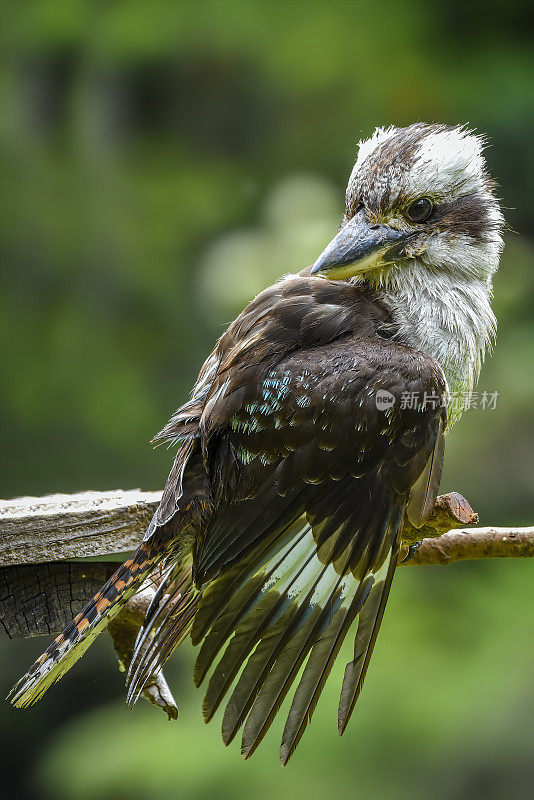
[311,123,504,287]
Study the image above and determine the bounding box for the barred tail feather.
[8,541,159,709]
[125,556,198,709]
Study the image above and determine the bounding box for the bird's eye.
[406,197,433,223]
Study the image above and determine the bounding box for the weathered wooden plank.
[0,490,161,566]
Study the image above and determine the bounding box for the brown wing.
[131,275,446,762]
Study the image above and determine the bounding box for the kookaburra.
[10,123,504,764]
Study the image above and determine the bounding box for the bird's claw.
[400,540,422,563]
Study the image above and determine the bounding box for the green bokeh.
[1,2,533,799]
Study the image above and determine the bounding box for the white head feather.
[347,123,505,425]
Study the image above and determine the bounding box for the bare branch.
[403,527,534,566]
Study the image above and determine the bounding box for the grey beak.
[310,209,413,279]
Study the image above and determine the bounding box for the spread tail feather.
[8,540,160,709]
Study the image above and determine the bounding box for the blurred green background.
[1,1,533,799]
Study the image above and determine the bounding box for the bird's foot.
[400,540,422,563]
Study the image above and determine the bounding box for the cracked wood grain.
[0,562,117,638]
